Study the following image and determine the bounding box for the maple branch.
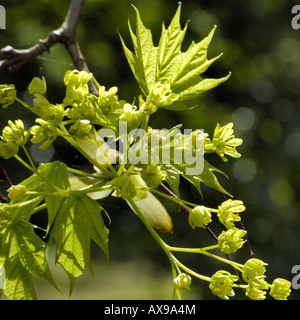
[0,0,98,95]
[0,160,12,203]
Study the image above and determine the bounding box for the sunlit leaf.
[177,160,230,198]
[51,195,109,294]
[0,222,58,300]
[120,3,229,109]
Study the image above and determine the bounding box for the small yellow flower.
[188,205,212,229]
[270,278,291,300]
[0,141,19,159]
[141,165,166,188]
[119,103,143,130]
[69,120,92,138]
[205,123,243,161]
[30,119,58,150]
[149,82,178,107]
[242,258,269,296]
[1,120,26,146]
[218,227,247,254]
[7,185,27,201]
[209,270,238,300]
[217,199,245,229]
[0,203,13,225]
[245,284,267,300]
[28,76,47,95]
[174,273,191,291]
[0,84,16,108]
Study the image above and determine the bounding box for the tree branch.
[0,0,98,95]
[0,160,12,203]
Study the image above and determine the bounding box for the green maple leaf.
[0,222,58,300]
[51,195,109,294]
[119,3,230,109]
[172,160,230,199]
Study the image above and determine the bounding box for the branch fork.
[0,0,98,95]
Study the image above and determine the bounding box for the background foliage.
[1,0,300,299]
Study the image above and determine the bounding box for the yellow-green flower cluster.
[205,123,242,162]
[242,258,269,300]
[63,70,128,128]
[63,70,93,108]
[242,258,291,300]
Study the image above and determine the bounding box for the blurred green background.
[1,0,300,300]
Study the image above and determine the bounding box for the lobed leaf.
[51,195,109,294]
[0,222,58,300]
[176,160,230,198]
[120,3,229,109]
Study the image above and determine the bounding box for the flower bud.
[245,285,267,300]
[7,185,27,201]
[30,119,58,150]
[64,70,93,87]
[188,206,212,229]
[0,203,13,225]
[33,95,64,123]
[217,199,245,229]
[174,273,191,291]
[242,258,267,283]
[119,103,143,130]
[209,270,238,300]
[149,82,178,107]
[218,227,247,254]
[269,278,291,300]
[1,120,26,146]
[141,165,166,188]
[28,76,47,95]
[0,141,19,159]
[69,120,92,138]
[63,70,92,107]
[111,175,137,199]
[0,84,16,108]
